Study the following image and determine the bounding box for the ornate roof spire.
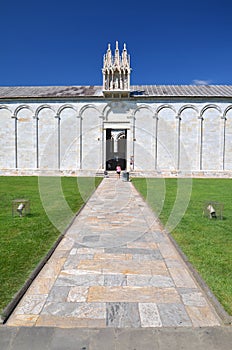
[102,41,132,97]
[103,43,112,68]
[122,43,129,68]
[114,40,120,68]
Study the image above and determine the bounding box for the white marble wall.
[60,108,80,170]
[38,106,58,170]
[157,107,177,171]
[179,108,199,171]
[81,106,102,171]
[17,108,36,169]
[224,109,232,170]
[133,107,154,171]
[0,99,232,176]
[0,108,15,168]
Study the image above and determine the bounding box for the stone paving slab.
[7,178,222,328]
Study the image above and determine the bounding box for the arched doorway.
[106,129,127,170]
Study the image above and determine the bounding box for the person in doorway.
[116,164,121,179]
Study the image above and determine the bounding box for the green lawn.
[0,176,102,314]
[133,178,232,315]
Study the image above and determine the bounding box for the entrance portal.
[106,129,127,170]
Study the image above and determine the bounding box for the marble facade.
[1,42,232,177]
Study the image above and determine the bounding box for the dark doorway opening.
[106,129,127,170]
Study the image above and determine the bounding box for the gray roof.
[0,86,102,99]
[1,85,232,99]
[131,85,232,97]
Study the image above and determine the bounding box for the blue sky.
[1,0,231,86]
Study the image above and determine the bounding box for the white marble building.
[1,41,232,177]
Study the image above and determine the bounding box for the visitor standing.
[116,165,121,179]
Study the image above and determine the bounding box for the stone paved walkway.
[7,178,221,328]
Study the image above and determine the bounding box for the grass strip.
[0,176,101,314]
[133,178,232,315]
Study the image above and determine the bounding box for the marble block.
[106,302,141,327]
[88,286,180,303]
[157,303,192,327]
[139,303,162,327]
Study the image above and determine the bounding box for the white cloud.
[192,79,212,85]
